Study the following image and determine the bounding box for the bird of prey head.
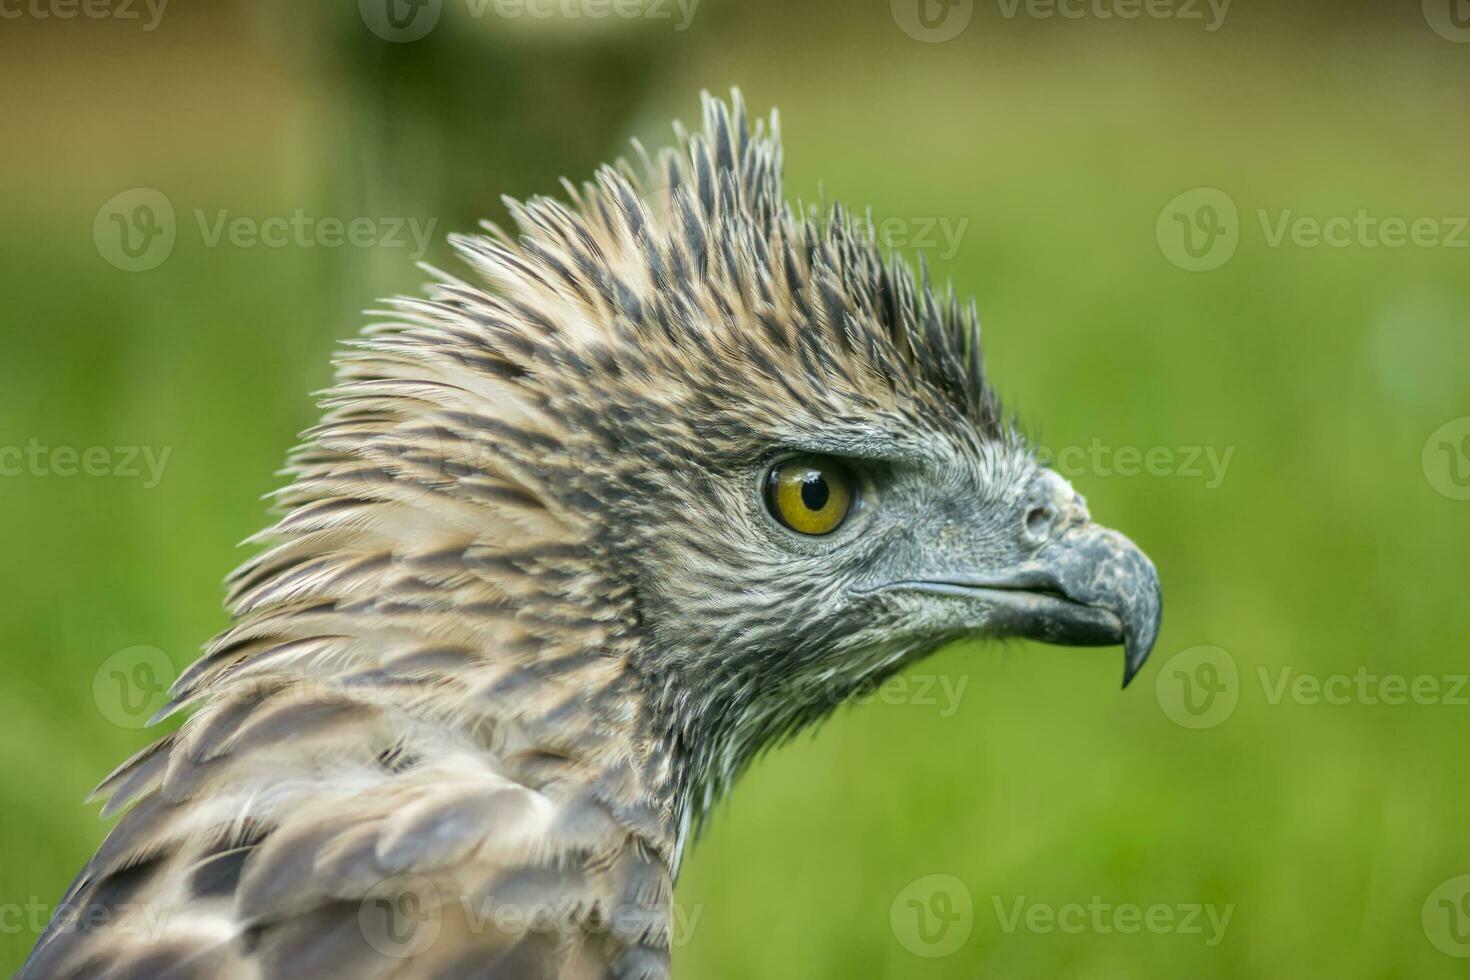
[25,91,1160,979]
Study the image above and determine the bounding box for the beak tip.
[1119,585,1162,690]
[1121,642,1146,688]
[1121,649,1147,689]
[1121,662,1140,690]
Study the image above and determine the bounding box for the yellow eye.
[764,457,854,536]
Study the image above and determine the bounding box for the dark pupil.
[800,471,829,511]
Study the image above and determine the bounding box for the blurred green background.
[3,0,1469,976]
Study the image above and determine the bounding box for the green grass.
[2,5,1468,976]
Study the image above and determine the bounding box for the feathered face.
[562,295,1159,811]
[315,91,1157,828]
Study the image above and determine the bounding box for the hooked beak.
[894,522,1162,688]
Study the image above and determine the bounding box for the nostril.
[1025,505,1055,542]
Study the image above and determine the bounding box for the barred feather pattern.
[24,91,1009,979]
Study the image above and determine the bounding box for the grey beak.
[894,522,1162,688]
[1030,523,1163,687]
